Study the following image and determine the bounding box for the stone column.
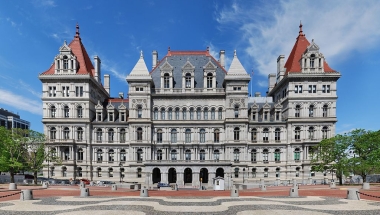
[192,172,200,186]
[208,172,216,187]
[176,172,184,186]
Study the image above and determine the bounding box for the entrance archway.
[216,168,224,178]
[199,168,208,183]
[168,168,177,183]
[184,168,192,183]
[152,168,161,183]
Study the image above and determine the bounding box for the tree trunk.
[34,171,38,185]
[10,171,15,183]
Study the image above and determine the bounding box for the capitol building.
[39,24,340,187]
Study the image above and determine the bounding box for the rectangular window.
[121,112,125,121]
[233,87,241,91]
[295,85,302,93]
[275,111,280,121]
[218,109,222,120]
[97,112,102,122]
[252,112,256,121]
[109,113,113,121]
[76,86,83,97]
[49,86,57,97]
[62,86,70,97]
[322,85,331,93]
[135,87,143,91]
[308,85,316,93]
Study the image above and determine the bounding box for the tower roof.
[126,51,152,81]
[225,50,250,80]
[284,23,334,74]
[41,24,95,76]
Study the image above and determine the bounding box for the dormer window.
[63,56,69,70]
[185,73,191,88]
[207,73,213,88]
[97,112,102,121]
[310,54,315,68]
[109,112,114,121]
[164,73,170,88]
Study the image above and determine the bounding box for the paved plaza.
[1,185,380,214]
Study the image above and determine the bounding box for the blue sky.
[1,0,380,134]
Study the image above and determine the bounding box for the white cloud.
[102,62,127,83]
[0,89,42,116]
[34,0,57,7]
[207,43,231,71]
[215,0,380,76]
[18,80,42,98]
[257,80,267,87]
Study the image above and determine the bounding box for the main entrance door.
[184,168,192,183]
[199,168,208,183]
[152,168,161,183]
[168,168,177,183]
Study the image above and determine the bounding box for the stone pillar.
[289,187,298,197]
[362,182,370,190]
[140,187,149,197]
[230,187,239,197]
[192,172,200,187]
[9,183,17,190]
[80,188,90,197]
[208,172,215,187]
[347,188,360,200]
[330,182,336,189]
[20,190,33,201]
[112,184,117,191]
[176,172,184,186]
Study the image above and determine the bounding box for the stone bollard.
[330,182,336,189]
[289,187,299,197]
[260,185,267,191]
[42,181,49,189]
[293,183,299,189]
[140,187,149,197]
[9,183,17,190]
[112,184,117,191]
[276,178,280,186]
[80,188,90,197]
[90,181,94,186]
[80,181,85,189]
[292,179,297,186]
[230,187,239,197]
[134,184,140,191]
[347,188,360,200]
[362,182,370,190]
[20,190,33,201]
[238,184,243,190]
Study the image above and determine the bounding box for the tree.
[23,130,46,185]
[311,134,351,185]
[0,127,29,183]
[348,129,380,182]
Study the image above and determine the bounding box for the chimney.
[152,50,158,69]
[277,55,285,82]
[104,74,110,94]
[254,92,261,97]
[94,56,101,83]
[268,73,276,93]
[219,50,225,68]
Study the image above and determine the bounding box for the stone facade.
[39,24,340,186]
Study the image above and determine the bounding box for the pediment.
[59,41,71,53]
[306,40,320,53]
[182,61,195,70]
[118,103,126,109]
[203,61,216,70]
[95,100,103,109]
[251,102,259,110]
[160,61,173,71]
[263,102,271,109]
[274,102,283,109]
[107,102,114,109]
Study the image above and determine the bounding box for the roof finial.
[234,50,237,57]
[299,21,304,36]
[206,46,209,52]
[64,40,67,45]
[75,23,80,39]
[168,46,171,52]
[140,50,143,58]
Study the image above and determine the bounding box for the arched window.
[295,105,300,117]
[97,149,103,162]
[50,106,56,118]
[234,127,240,140]
[136,127,143,141]
[323,105,328,117]
[185,73,191,88]
[196,107,201,120]
[97,167,102,177]
[50,127,56,140]
[207,73,213,88]
[234,167,239,178]
[161,108,165,120]
[309,105,314,117]
[295,127,301,140]
[182,108,187,120]
[153,108,158,120]
[168,108,173,120]
[64,148,70,160]
[204,107,208,120]
[108,129,114,142]
[251,149,257,162]
[63,127,70,139]
[62,166,67,177]
[274,149,281,162]
[310,54,315,68]
[77,148,84,161]
[96,128,102,142]
[263,149,268,162]
[276,168,280,178]
[171,149,177,160]
[218,108,223,119]
[157,149,162,160]
[185,149,191,161]
[251,128,257,142]
[137,106,142,118]
[156,129,162,143]
[175,108,180,120]
[64,105,70,118]
[108,149,114,162]
[120,129,126,143]
[233,148,239,162]
[200,129,205,143]
[322,126,328,139]
[264,168,268,178]
[263,128,269,142]
[211,108,215,120]
[120,149,126,162]
[77,127,83,141]
[199,149,206,160]
[77,106,83,118]
[294,148,300,161]
[185,128,191,143]
[109,168,113,178]
[308,126,315,140]
[63,55,69,69]
[189,108,194,120]
[137,168,142,178]
[275,128,281,141]
[164,73,170,88]
[214,129,220,143]
[137,149,143,162]
[252,168,257,178]
[171,129,177,143]
[213,149,220,161]
[234,105,239,118]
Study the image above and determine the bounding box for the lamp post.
[243,168,245,184]
[119,162,123,183]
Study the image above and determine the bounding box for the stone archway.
[168,168,177,183]
[216,168,224,178]
[184,168,192,183]
[152,168,161,183]
[200,168,208,183]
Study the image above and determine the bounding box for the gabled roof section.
[126,51,152,80]
[225,50,250,80]
[284,23,335,74]
[41,24,95,76]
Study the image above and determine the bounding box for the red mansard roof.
[42,24,95,76]
[284,23,335,74]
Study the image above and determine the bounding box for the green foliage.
[23,130,47,184]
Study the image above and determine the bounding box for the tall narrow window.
[137,149,143,162]
[295,127,301,140]
[161,108,165,120]
[199,149,206,160]
[175,108,179,120]
[213,149,219,161]
[309,105,314,117]
[294,148,300,161]
[322,126,328,139]
[109,112,114,122]
[109,168,114,177]
[275,128,281,141]
[274,149,280,162]
[218,108,223,120]
[136,127,143,141]
[164,73,170,88]
[75,86,83,97]
[207,73,213,88]
[108,129,114,142]
[171,129,177,143]
[234,105,239,118]
[77,148,83,161]
[96,128,102,142]
[50,127,56,140]
[204,108,208,120]
[50,106,56,118]
[64,105,70,118]
[157,150,162,160]
[62,86,70,97]
[182,108,187,120]
[185,149,191,161]
[310,54,315,68]
[234,168,239,178]
[200,129,205,143]
[77,106,83,118]
[49,86,56,97]
[168,108,173,120]
[251,128,257,142]
[185,73,191,88]
[63,127,70,139]
[154,108,158,120]
[97,112,102,121]
[63,56,68,69]
[190,108,194,120]
[185,128,191,143]
[263,128,269,142]
[263,149,268,162]
[97,149,103,162]
[296,167,300,177]
[120,149,126,162]
[214,129,220,143]
[264,168,268,177]
[108,149,114,162]
[156,129,162,143]
[275,111,280,121]
[233,127,240,141]
[196,108,201,120]
[295,105,300,117]
[137,106,142,118]
[120,129,126,143]
[137,168,142,178]
[276,168,280,178]
[211,108,215,120]
[233,149,240,162]
[308,127,315,140]
[171,149,177,160]
[77,127,83,141]
[251,149,257,162]
[323,105,328,117]
[252,111,256,120]
[252,168,257,178]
